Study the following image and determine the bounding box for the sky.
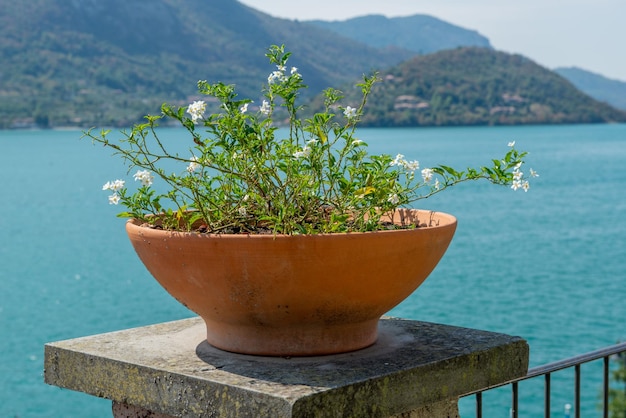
[238,0,626,82]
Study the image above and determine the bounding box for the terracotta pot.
[125,209,457,356]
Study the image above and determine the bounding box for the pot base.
[203,318,379,356]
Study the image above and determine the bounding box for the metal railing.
[462,341,626,418]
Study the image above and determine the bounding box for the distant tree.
[608,351,626,417]
[34,112,50,129]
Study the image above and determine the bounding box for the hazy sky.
[238,0,626,82]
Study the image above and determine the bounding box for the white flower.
[404,160,419,172]
[187,100,206,123]
[530,168,539,177]
[102,179,125,192]
[508,141,516,147]
[421,168,433,182]
[522,180,530,192]
[277,64,286,72]
[351,139,364,146]
[268,70,286,85]
[390,153,419,172]
[306,139,319,145]
[513,168,523,180]
[344,106,357,119]
[290,66,298,75]
[434,179,440,190]
[133,170,154,187]
[108,193,121,205]
[187,156,200,173]
[511,180,522,191]
[293,145,312,159]
[260,100,271,116]
[240,103,250,114]
[387,193,400,205]
[390,154,405,167]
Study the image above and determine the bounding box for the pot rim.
[126,208,457,239]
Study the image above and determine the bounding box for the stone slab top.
[44,317,528,418]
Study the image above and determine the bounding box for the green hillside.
[310,14,626,113]
[344,48,626,127]
[1,1,623,129]
[0,0,412,129]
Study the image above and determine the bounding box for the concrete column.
[45,317,528,418]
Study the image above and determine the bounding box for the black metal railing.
[462,341,626,418]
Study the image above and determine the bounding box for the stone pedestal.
[44,317,528,418]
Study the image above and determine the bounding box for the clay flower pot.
[125,209,457,356]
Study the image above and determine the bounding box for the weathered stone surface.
[113,399,460,418]
[391,400,459,418]
[44,317,528,417]
[113,402,175,418]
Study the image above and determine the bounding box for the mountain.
[339,48,626,127]
[308,14,492,55]
[309,14,626,113]
[555,67,626,111]
[0,0,414,129]
[2,1,623,129]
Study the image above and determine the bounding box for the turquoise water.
[1,124,625,417]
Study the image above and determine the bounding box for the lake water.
[1,124,625,417]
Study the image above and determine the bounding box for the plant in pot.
[86,45,536,356]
